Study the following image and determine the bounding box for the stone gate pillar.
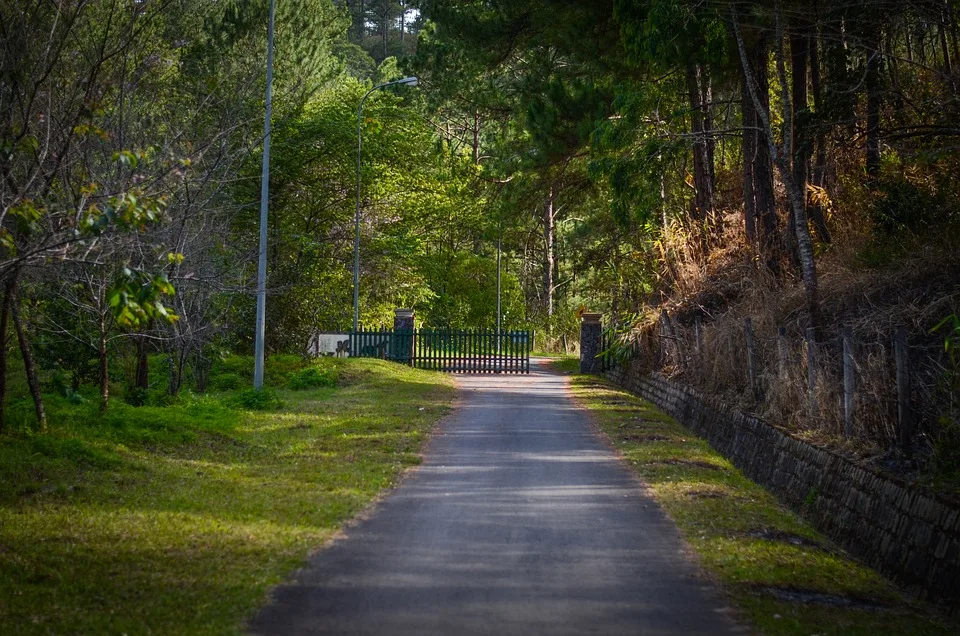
[580,312,603,374]
[393,309,415,365]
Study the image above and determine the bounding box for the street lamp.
[353,76,419,332]
[253,0,276,390]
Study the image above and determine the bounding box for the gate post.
[580,312,603,374]
[394,309,415,365]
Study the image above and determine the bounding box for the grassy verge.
[564,371,953,635]
[535,354,579,373]
[0,358,455,635]
[529,350,573,358]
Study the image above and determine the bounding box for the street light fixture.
[353,76,419,332]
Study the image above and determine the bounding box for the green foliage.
[931,314,960,477]
[420,252,524,328]
[932,314,960,371]
[107,269,178,330]
[226,388,284,411]
[50,371,87,405]
[288,364,338,390]
[208,354,306,389]
[123,387,150,408]
[211,372,243,391]
[870,175,941,236]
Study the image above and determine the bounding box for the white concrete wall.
[309,333,351,357]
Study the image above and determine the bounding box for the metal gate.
[349,327,531,374]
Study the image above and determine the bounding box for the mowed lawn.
[0,358,455,635]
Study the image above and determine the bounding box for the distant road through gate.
[349,327,531,374]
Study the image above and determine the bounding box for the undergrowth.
[617,201,960,491]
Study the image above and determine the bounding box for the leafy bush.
[124,387,150,407]
[50,370,87,405]
[209,355,307,389]
[151,391,181,408]
[211,372,243,391]
[871,173,939,235]
[288,365,338,390]
[226,388,283,411]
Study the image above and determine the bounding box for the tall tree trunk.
[381,12,388,61]
[356,0,365,41]
[0,277,12,433]
[400,1,405,44]
[790,29,809,202]
[686,63,714,225]
[938,3,953,75]
[543,187,555,320]
[905,17,914,62]
[702,68,716,189]
[742,72,757,245]
[864,23,883,180]
[733,3,820,326]
[472,111,480,164]
[948,0,960,67]
[786,28,810,265]
[808,32,832,243]
[136,335,149,390]
[740,32,779,270]
[98,314,109,413]
[10,283,46,431]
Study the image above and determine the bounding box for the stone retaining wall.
[607,360,960,609]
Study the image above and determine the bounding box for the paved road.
[250,360,742,635]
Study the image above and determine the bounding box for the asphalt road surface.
[250,360,742,635]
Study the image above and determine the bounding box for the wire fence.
[599,313,959,454]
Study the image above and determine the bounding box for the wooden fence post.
[744,318,758,399]
[894,326,912,451]
[658,310,666,368]
[841,326,855,438]
[694,315,703,355]
[666,311,686,367]
[806,327,819,419]
[777,327,788,378]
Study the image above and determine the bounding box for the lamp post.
[353,76,419,332]
[496,214,501,352]
[253,0,276,390]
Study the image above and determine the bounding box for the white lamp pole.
[496,217,502,351]
[353,76,418,332]
[253,0,276,390]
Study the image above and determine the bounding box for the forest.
[1,0,958,475]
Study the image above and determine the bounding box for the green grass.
[568,374,954,635]
[0,357,455,635]
[542,355,579,373]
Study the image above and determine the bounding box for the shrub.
[209,355,308,388]
[124,387,150,407]
[226,388,283,411]
[50,370,87,405]
[871,173,939,235]
[288,365,338,390]
[151,392,181,408]
[211,372,243,391]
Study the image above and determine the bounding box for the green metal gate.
[349,327,531,374]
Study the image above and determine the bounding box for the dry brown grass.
[622,203,960,472]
